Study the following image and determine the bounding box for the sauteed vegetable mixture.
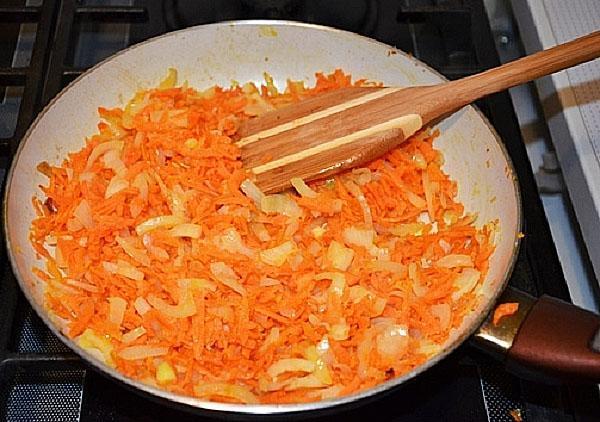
[30,69,494,404]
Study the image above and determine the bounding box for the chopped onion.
[439,239,452,254]
[411,152,427,169]
[376,324,409,359]
[156,361,176,384]
[105,174,128,199]
[405,190,427,209]
[132,172,149,201]
[76,328,114,366]
[284,374,325,391]
[316,272,346,296]
[327,240,354,271]
[418,340,442,357]
[240,179,265,206]
[452,268,481,300]
[259,241,296,267]
[122,326,147,344]
[119,345,168,360]
[115,259,144,281]
[108,297,127,326]
[169,223,202,239]
[435,254,473,268]
[250,222,271,242]
[193,382,258,404]
[343,226,375,249]
[390,223,426,237]
[147,290,196,318]
[431,303,451,330]
[210,262,246,295]
[260,194,302,218]
[102,261,118,274]
[116,236,151,266]
[213,228,254,257]
[290,177,317,198]
[85,140,124,170]
[142,234,170,261]
[178,278,217,292]
[443,210,459,226]
[134,297,151,316]
[135,215,185,235]
[73,199,93,229]
[267,358,315,378]
[329,321,349,341]
[371,297,387,316]
[102,149,126,175]
[348,285,371,304]
[259,277,281,287]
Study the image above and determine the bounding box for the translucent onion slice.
[250,222,271,242]
[177,278,217,292]
[147,290,196,318]
[435,254,474,268]
[134,297,151,316]
[376,324,409,359]
[290,177,317,198]
[116,259,144,281]
[452,268,481,300]
[169,223,202,239]
[259,241,296,267]
[284,374,325,391]
[260,194,302,218]
[213,228,254,256]
[327,240,354,271]
[209,262,246,295]
[193,382,259,404]
[315,272,346,296]
[240,179,265,206]
[122,326,147,344]
[85,140,124,170]
[119,345,169,360]
[267,358,315,378]
[76,328,115,366]
[73,199,93,229]
[116,236,151,266]
[132,172,149,201]
[102,149,126,175]
[156,361,176,384]
[108,297,127,326]
[135,215,185,235]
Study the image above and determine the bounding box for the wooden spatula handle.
[437,30,600,118]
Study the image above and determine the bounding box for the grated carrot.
[30,69,494,404]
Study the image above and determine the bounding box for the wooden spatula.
[237,30,600,193]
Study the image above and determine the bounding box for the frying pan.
[4,21,600,417]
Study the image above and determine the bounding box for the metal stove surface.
[1,1,599,421]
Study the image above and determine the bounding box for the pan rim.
[3,19,523,416]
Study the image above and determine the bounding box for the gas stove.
[1,1,598,421]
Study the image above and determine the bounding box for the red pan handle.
[473,287,600,382]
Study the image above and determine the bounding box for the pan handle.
[472,287,600,382]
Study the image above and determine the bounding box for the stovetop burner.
[1,1,599,421]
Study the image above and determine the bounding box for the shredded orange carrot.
[493,302,519,326]
[30,69,495,404]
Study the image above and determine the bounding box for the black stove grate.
[1,1,599,421]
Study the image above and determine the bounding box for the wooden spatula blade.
[237,86,426,192]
